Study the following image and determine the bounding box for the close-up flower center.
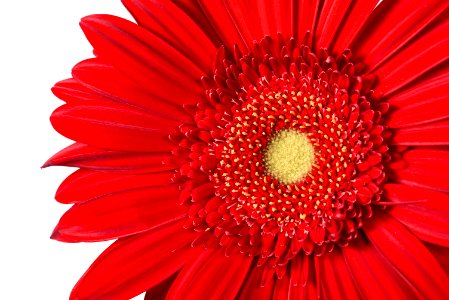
[264,129,314,184]
[173,36,388,262]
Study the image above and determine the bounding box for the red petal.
[170,0,222,47]
[273,274,289,300]
[80,14,203,101]
[44,143,173,173]
[331,0,379,54]
[224,0,294,47]
[259,1,294,40]
[296,0,321,44]
[72,59,192,122]
[387,71,449,128]
[288,254,316,300]
[218,0,264,47]
[194,1,249,51]
[299,280,318,300]
[166,249,253,299]
[425,242,449,276]
[70,221,199,300]
[392,149,449,192]
[144,272,178,300]
[237,265,274,300]
[342,237,417,299]
[52,79,110,105]
[285,282,302,300]
[315,0,352,50]
[353,0,449,71]
[55,169,173,204]
[364,211,449,298]
[122,0,216,73]
[50,102,176,152]
[384,183,449,247]
[374,20,449,95]
[318,248,360,300]
[392,119,449,146]
[52,185,186,242]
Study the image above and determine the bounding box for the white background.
[1,1,144,299]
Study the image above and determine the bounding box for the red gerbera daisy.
[46,0,449,299]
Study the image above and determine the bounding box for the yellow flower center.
[264,129,315,184]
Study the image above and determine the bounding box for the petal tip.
[50,228,62,241]
[41,160,52,168]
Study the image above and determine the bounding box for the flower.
[46,0,449,299]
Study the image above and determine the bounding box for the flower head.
[47,0,449,299]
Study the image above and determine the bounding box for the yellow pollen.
[264,129,315,184]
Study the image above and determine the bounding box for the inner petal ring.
[172,37,388,263]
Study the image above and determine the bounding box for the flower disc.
[173,36,388,266]
[264,129,315,184]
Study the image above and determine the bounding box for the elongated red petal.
[44,143,173,173]
[392,149,449,192]
[55,169,173,204]
[342,237,418,299]
[402,148,449,168]
[72,59,192,122]
[224,0,294,47]
[52,79,110,105]
[315,0,352,50]
[54,71,190,123]
[387,71,449,128]
[391,119,449,146]
[299,280,318,300]
[331,0,378,54]
[70,221,199,300]
[122,0,216,73]
[318,248,360,300]
[364,211,449,298]
[353,0,449,71]
[258,1,293,40]
[51,102,176,152]
[171,0,222,46]
[80,14,204,101]
[166,249,253,300]
[237,264,274,300]
[384,183,449,247]
[387,63,449,104]
[52,185,186,242]
[144,272,178,300]
[375,20,449,95]
[296,0,321,44]
[195,0,249,51]
[273,274,289,300]
[264,255,317,300]
[425,243,449,277]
